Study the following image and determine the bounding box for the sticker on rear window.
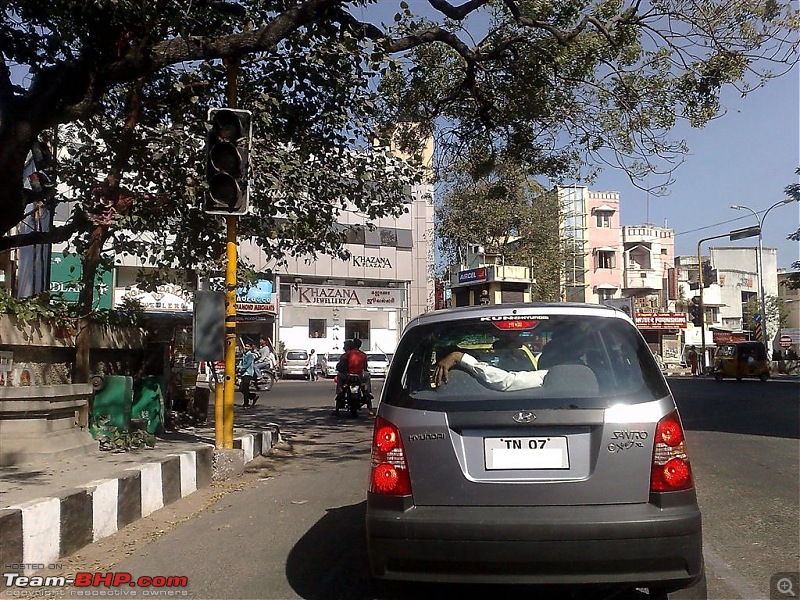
[479,315,550,322]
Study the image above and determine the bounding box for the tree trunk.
[74,223,108,383]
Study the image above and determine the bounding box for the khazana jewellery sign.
[292,284,402,307]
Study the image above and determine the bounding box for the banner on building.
[457,267,487,285]
[712,332,748,344]
[52,253,113,309]
[237,279,277,315]
[634,312,688,329]
[291,284,403,307]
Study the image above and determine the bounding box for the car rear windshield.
[286,351,308,361]
[384,314,669,409]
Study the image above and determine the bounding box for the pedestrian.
[308,349,317,381]
[687,345,699,377]
[238,341,258,408]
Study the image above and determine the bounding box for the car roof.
[406,302,631,331]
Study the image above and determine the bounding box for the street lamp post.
[731,198,797,353]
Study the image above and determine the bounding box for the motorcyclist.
[253,336,276,389]
[334,338,374,414]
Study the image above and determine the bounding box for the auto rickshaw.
[713,341,770,381]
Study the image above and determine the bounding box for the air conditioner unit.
[471,244,485,255]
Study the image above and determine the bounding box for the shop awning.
[595,283,619,289]
[593,246,617,253]
[592,204,616,213]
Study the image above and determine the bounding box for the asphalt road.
[39,376,799,600]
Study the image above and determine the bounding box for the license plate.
[484,437,569,470]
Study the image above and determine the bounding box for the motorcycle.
[336,373,367,418]
[235,368,275,392]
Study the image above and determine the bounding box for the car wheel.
[759,372,769,382]
[713,373,722,381]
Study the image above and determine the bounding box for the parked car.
[281,349,310,379]
[366,303,705,598]
[366,353,391,378]
[322,352,341,378]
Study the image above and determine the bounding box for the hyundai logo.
[512,412,536,423]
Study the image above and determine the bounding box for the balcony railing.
[624,270,662,290]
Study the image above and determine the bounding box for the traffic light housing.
[204,108,252,215]
[689,299,702,327]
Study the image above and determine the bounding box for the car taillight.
[650,410,693,492]
[369,417,412,496]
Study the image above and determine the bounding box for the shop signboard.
[51,253,112,309]
[712,331,748,344]
[291,284,403,307]
[457,267,487,285]
[114,285,192,312]
[634,312,688,329]
[236,279,277,316]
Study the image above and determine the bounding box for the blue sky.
[592,67,799,270]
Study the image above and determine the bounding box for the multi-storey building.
[622,224,675,309]
[448,186,626,306]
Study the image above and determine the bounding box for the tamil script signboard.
[634,312,688,329]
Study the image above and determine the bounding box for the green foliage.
[94,416,156,452]
[785,167,800,285]
[436,155,564,300]
[742,295,789,332]
[0,289,143,328]
[0,289,74,326]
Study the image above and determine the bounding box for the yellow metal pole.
[223,216,237,448]
[222,55,241,450]
[214,381,224,448]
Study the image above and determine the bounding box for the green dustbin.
[132,376,165,435]
[90,375,133,438]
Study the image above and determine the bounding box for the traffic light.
[689,299,702,327]
[204,108,252,215]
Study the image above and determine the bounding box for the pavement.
[0,396,281,580]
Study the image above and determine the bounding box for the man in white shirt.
[434,350,547,391]
[254,337,276,381]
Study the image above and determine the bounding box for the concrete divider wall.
[0,429,278,582]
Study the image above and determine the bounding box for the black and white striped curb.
[0,429,278,578]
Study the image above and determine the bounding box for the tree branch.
[0,211,88,252]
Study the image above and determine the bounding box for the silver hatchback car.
[366,303,705,598]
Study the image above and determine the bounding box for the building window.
[309,319,326,338]
[344,226,365,245]
[380,229,398,246]
[597,251,615,269]
[597,289,615,302]
[596,213,611,228]
[280,284,291,303]
[345,320,371,350]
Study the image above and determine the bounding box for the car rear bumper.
[366,498,703,586]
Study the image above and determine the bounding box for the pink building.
[585,190,624,303]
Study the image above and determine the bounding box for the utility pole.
[731,198,797,354]
[697,226,760,373]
